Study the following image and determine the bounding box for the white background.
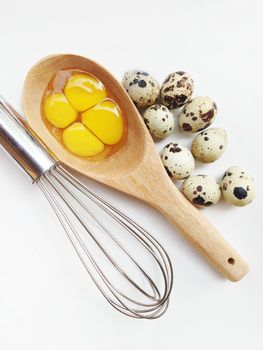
[0,0,262,349]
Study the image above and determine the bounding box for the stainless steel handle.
[0,95,57,182]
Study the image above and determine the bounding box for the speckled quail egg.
[179,96,217,133]
[160,71,194,109]
[161,143,195,180]
[191,127,227,163]
[143,104,175,138]
[122,70,160,108]
[182,175,221,207]
[220,166,255,207]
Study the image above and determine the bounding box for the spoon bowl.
[23,54,249,281]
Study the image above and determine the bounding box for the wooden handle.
[151,182,249,281]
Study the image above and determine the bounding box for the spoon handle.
[152,182,249,281]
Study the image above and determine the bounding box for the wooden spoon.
[23,54,249,281]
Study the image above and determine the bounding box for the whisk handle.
[153,182,249,282]
[0,96,57,181]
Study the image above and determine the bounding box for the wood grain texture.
[22,54,249,281]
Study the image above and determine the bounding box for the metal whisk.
[0,96,173,319]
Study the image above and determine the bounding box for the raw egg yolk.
[44,93,78,128]
[63,122,104,157]
[81,99,123,145]
[64,74,106,112]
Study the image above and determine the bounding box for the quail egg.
[122,70,160,108]
[161,143,195,180]
[220,166,255,207]
[182,175,221,207]
[179,96,217,133]
[143,104,175,138]
[191,127,227,163]
[160,71,194,109]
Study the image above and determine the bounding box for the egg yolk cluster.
[43,73,124,157]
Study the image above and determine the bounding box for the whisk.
[0,96,173,319]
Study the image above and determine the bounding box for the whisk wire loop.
[50,170,161,302]
[37,164,173,319]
